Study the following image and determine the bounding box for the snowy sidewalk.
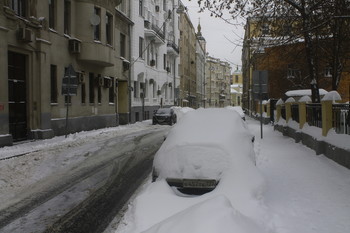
[248,118,350,233]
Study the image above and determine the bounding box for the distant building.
[231,67,243,106]
[129,0,180,122]
[205,56,232,108]
[196,22,206,108]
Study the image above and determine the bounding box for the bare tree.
[194,0,350,102]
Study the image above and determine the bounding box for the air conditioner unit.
[155,5,160,12]
[123,60,130,71]
[95,76,104,87]
[18,28,33,42]
[69,39,81,54]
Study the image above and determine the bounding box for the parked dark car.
[152,108,177,125]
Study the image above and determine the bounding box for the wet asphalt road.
[0,127,168,233]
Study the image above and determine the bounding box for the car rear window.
[157,108,171,114]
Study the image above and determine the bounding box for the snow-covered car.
[152,108,256,193]
[226,106,246,121]
[152,108,177,125]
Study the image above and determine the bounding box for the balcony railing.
[167,41,179,54]
[144,20,165,42]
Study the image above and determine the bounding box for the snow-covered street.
[112,116,350,233]
[1,108,350,233]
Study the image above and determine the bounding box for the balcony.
[78,42,114,67]
[144,20,165,44]
[167,41,179,56]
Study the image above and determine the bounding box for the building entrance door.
[8,51,27,141]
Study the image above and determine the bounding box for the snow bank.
[142,195,266,233]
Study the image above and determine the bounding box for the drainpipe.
[128,1,132,123]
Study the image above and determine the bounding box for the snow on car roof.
[153,108,256,180]
[159,108,249,152]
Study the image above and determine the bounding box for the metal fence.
[306,103,322,128]
[291,104,299,123]
[281,105,286,120]
[332,104,350,135]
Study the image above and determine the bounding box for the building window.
[287,65,300,79]
[134,81,138,98]
[97,75,102,104]
[163,0,166,11]
[139,0,143,16]
[81,83,86,104]
[48,0,55,29]
[11,0,26,17]
[235,75,238,83]
[50,65,57,103]
[163,54,167,70]
[64,0,71,35]
[120,33,126,57]
[261,24,269,35]
[94,7,101,41]
[139,37,144,58]
[109,78,114,103]
[106,13,113,45]
[89,72,95,104]
[324,67,332,77]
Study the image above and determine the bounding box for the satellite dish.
[90,14,100,26]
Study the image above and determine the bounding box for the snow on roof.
[285,89,328,97]
[321,91,342,102]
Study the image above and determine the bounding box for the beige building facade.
[0,0,132,146]
[205,56,232,108]
[178,7,197,108]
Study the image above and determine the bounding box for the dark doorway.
[8,52,27,141]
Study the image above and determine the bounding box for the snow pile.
[321,90,342,102]
[299,95,312,103]
[171,106,194,122]
[142,195,265,233]
[225,106,245,118]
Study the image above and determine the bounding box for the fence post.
[285,97,295,123]
[298,102,307,129]
[321,100,333,137]
[276,99,284,122]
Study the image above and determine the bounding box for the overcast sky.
[181,0,245,70]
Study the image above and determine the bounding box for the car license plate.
[183,179,217,188]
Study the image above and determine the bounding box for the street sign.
[252,70,268,100]
[62,64,78,96]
